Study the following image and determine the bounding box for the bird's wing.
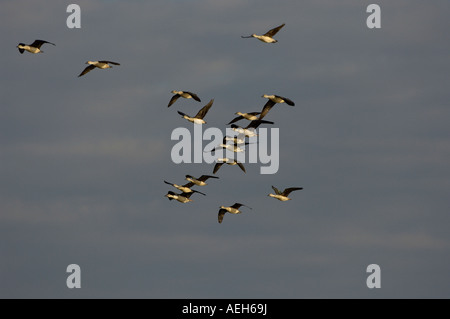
[213,163,223,174]
[198,175,219,181]
[227,115,244,125]
[164,180,175,186]
[177,111,188,117]
[237,162,246,173]
[181,192,194,198]
[195,99,214,119]
[99,61,120,65]
[232,203,252,210]
[264,24,285,37]
[277,95,295,106]
[193,189,206,196]
[218,209,227,223]
[168,94,181,107]
[186,92,201,102]
[247,119,274,129]
[259,100,276,119]
[272,186,282,195]
[31,40,55,48]
[282,187,303,196]
[182,182,195,188]
[248,112,261,116]
[78,65,96,77]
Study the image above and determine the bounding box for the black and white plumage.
[268,186,303,201]
[168,91,201,107]
[227,112,261,125]
[259,94,295,119]
[230,119,274,137]
[165,191,195,203]
[213,158,246,174]
[17,40,55,54]
[78,61,120,77]
[178,99,214,124]
[185,175,219,186]
[241,23,285,43]
[206,136,250,154]
[164,180,206,196]
[218,203,252,224]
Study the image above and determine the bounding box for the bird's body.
[227,112,261,125]
[78,60,120,77]
[168,90,201,107]
[241,24,285,43]
[230,119,274,137]
[213,158,246,174]
[207,137,249,153]
[218,203,252,223]
[165,191,194,203]
[178,99,214,124]
[225,135,246,145]
[185,174,219,186]
[268,186,303,201]
[17,40,55,54]
[260,94,295,119]
[164,180,206,195]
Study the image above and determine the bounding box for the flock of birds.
[17,23,303,224]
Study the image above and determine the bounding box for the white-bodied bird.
[168,91,201,107]
[268,186,303,201]
[259,94,295,119]
[78,60,120,77]
[241,23,285,43]
[218,203,252,224]
[178,99,214,124]
[17,40,55,54]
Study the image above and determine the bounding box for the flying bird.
[164,180,206,195]
[259,94,295,119]
[168,91,201,107]
[185,175,219,186]
[218,203,252,224]
[224,135,246,145]
[230,119,274,137]
[17,40,55,54]
[178,99,214,124]
[206,136,250,154]
[241,23,285,43]
[268,186,303,201]
[227,112,261,125]
[213,158,246,174]
[165,191,195,203]
[78,61,120,77]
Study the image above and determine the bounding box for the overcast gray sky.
[1,0,449,298]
